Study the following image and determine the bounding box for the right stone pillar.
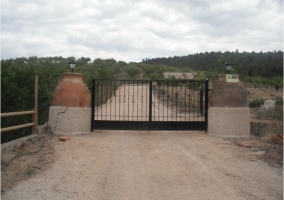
[208,74,250,137]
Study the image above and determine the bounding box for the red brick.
[277,134,283,140]
[59,136,71,142]
[237,141,251,148]
[271,135,283,144]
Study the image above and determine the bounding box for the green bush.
[250,98,265,107]
[275,97,283,105]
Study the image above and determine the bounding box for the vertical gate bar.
[98,80,100,120]
[103,80,106,120]
[99,80,101,120]
[145,80,146,121]
[118,79,123,121]
[109,80,111,119]
[131,80,133,120]
[158,82,160,121]
[106,80,109,120]
[146,81,148,121]
[97,80,99,119]
[176,82,178,121]
[149,80,153,125]
[133,81,134,121]
[119,81,121,121]
[101,80,103,119]
[137,80,138,121]
[108,80,110,120]
[136,80,139,121]
[114,79,116,120]
[171,81,173,121]
[193,82,195,121]
[102,80,104,120]
[127,80,129,121]
[205,80,209,132]
[189,82,191,121]
[123,80,126,120]
[143,81,145,121]
[105,80,109,120]
[133,80,135,121]
[175,82,177,121]
[170,81,173,121]
[157,83,159,121]
[185,81,187,121]
[194,82,196,121]
[173,81,175,121]
[162,81,164,121]
[191,82,196,121]
[110,80,112,121]
[141,81,143,120]
[153,83,155,121]
[91,79,95,131]
[167,81,169,121]
[200,88,203,116]
[103,80,105,120]
[155,83,157,121]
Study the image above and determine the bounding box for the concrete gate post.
[208,74,250,137]
[48,72,91,135]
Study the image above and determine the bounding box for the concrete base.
[208,107,250,137]
[49,106,91,135]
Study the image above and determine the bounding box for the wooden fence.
[1,75,38,134]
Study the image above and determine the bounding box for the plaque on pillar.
[226,74,238,83]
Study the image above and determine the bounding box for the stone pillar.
[48,72,91,135]
[208,74,250,137]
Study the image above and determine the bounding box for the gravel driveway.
[2,130,282,200]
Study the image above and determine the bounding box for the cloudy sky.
[1,0,283,62]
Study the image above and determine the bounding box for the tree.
[125,65,140,79]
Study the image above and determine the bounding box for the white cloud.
[1,0,283,62]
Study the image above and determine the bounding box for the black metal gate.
[91,79,208,131]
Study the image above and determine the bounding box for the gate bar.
[91,79,95,131]
[149,81,153,130]
[205,80,209,132]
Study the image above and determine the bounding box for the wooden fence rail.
[0,75,38,134]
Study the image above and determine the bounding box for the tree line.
[142,50,283,78]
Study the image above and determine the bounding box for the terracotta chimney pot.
[51,72,91,107]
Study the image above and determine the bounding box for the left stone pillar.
[48,72,91,135]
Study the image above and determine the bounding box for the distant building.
[163,72,196,80]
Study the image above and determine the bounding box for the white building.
[163,72,196,80]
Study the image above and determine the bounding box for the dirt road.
[2,131,282,200]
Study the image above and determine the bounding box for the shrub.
[275,97,283,105]
[250,98,265,107]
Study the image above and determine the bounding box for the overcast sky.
[1,0,283,62]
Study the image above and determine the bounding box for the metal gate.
[91,79,208,131]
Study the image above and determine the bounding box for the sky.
[1,0,283,62]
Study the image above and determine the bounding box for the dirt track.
[2,131,283,200]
